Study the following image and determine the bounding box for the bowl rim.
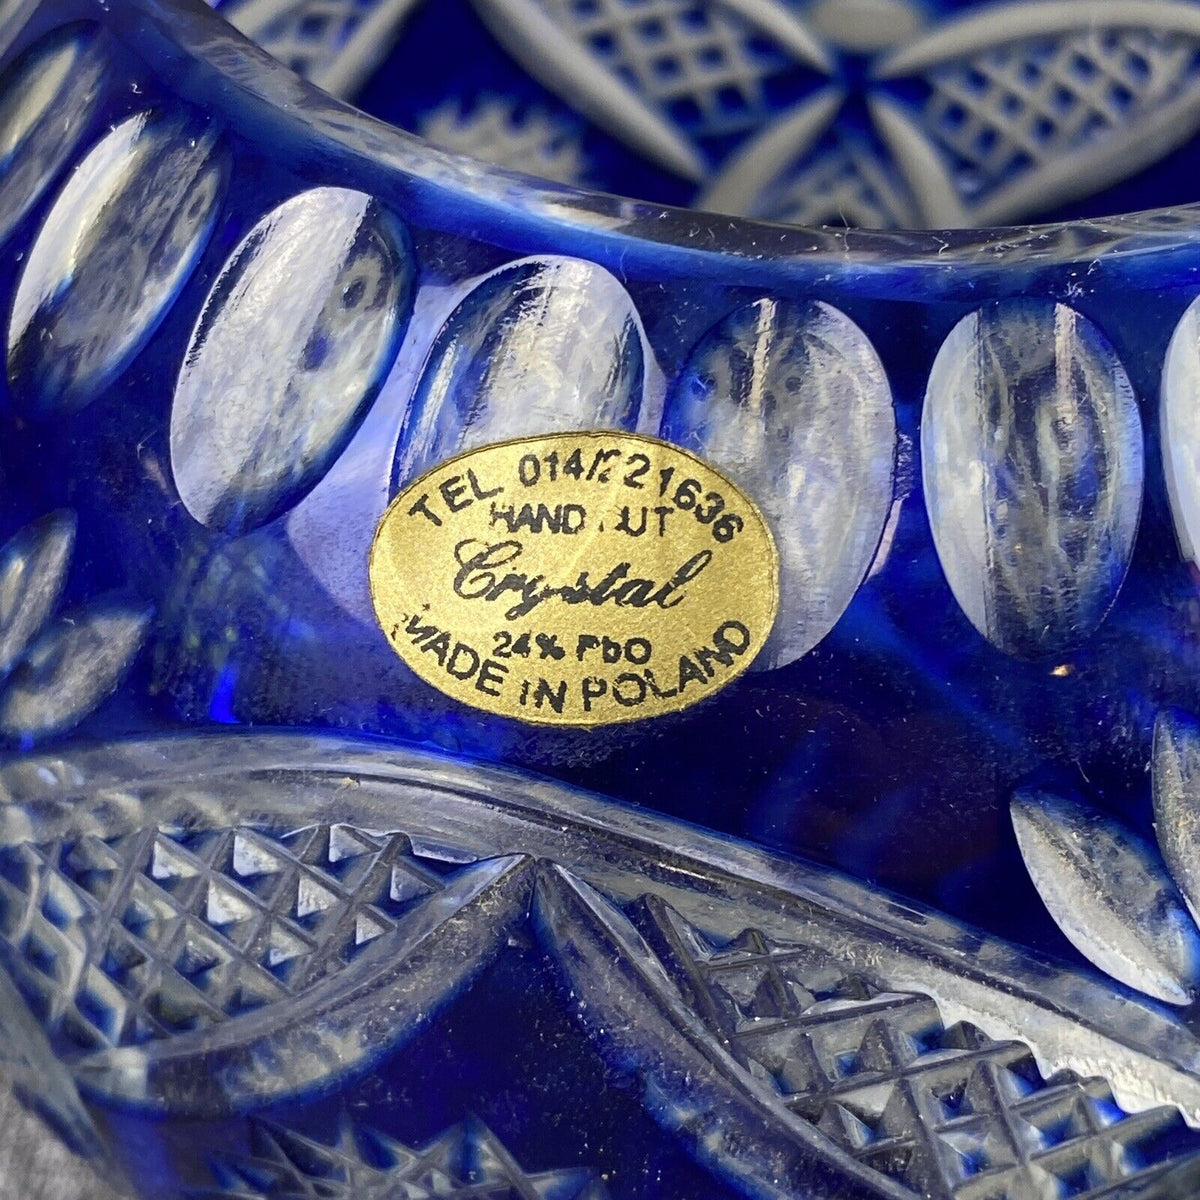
[19,0,1200,294]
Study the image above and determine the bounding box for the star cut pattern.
[219,0,1200,229]
[922,27,1200,201]
[0,822,445,1055]
[534,0,806,142]
[197,1115,609,1199]
[220,0,1200,227]
[640,902,1200,1200]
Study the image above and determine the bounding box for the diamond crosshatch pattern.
[0,824,446,1055]
[536,0,807,141]
[640,901,1200,1200]
[197,1116,611,1199]
[221,0,1200,227]
[923,28,1200,198]
[224,0,416,83]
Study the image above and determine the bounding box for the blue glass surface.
[2,1,1200,1197]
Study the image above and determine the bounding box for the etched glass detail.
[922,301,1142,657]
[231,0,1200,226]
[8,109,227,414]
[0,823,448,1052]
[197,1116,610,1198]
[393,256,646,485]
[172,187,415,534]
[1012,790,1200,1007]
[642,901,1199,1199]
[0,25,106,246]
[664,298,894,671]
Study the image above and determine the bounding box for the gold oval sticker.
[370,432,779,726]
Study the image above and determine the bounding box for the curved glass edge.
[60,0,1200,291]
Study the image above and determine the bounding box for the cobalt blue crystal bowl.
[7,1,1200,1197]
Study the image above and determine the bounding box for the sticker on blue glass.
[372,432,779,726]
